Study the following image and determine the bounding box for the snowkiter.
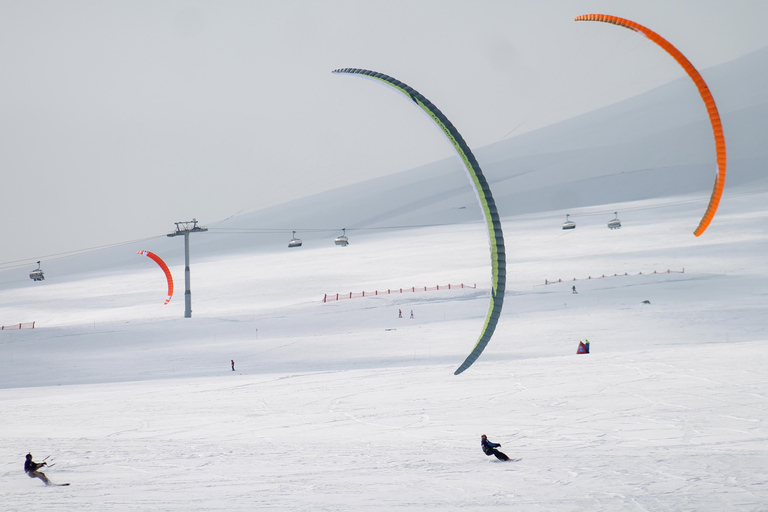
[24,453,50,485]
[481,435,510,461]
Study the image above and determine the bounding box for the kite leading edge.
[138,250,174,305]
[575,14,726,236]
[332,68,506,375]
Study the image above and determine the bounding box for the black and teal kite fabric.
[333,68,506,375]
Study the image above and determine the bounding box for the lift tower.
[167,219,207,318]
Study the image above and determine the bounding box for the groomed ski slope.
[1,189,767,511]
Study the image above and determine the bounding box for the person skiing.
[572,285,577,294]
[481,435,510,461]
[398,309,402,318]
[231,359,235,371]
[24,453,51,485]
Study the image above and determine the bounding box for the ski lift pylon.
[334,228,349,246]
[562,214,576,230]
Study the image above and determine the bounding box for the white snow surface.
[2,44,768,510]
[1,182,767,510]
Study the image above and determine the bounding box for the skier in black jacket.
[481,435,510,461]
[24,453,51,485]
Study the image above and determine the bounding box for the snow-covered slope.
[1,185,767,510]
[177,45,768,261]
[1,45,767,512]
[3,45,766,279]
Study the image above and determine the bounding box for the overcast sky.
[2,0,767,265]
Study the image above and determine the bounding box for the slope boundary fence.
[544,269,684,285]
[2,321,35,330]
[323,283,476,303]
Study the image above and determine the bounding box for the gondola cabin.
[29,261,44,281]
[562,214,576,230]
[608,212,622,230]
[288,231,302,248]
[334,228,349,247]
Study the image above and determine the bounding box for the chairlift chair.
[334,228,349,247]
[29,261,45,281]
[562,214,576,230]
[288,231,303,248]
[608,212,622,230]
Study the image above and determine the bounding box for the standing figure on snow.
[481,435,510,461]
[231,359,235,371]
[410,309,414,319]
[572,285,577,294]
[24,453,50,485]
[398,309,402,318]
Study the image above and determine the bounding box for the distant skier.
[481,435,510,461]
[231,359,235,371]
[398,309,402,318]
[410,310,414,319]
[572,285,577,294]
[24,453,50,485]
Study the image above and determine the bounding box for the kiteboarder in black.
[24,453,51,485]
[481,435,510,461]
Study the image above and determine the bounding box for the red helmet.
[481,434,487,438]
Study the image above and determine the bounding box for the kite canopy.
[575,14,726,236]
[332,68,506,375]
[137,250,173,305]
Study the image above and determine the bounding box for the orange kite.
[576,14,726,236]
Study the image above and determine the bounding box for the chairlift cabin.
[288,231,302,248]
[29,261,44,281]
[334,228,349,247]
[562,214,576,230]
[608,212,622,230]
